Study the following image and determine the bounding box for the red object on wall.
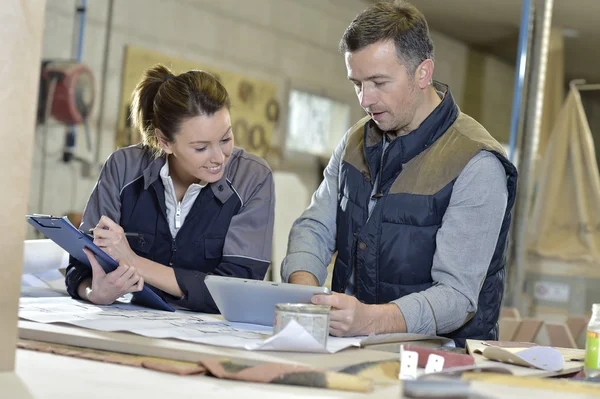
[42,62,95,124]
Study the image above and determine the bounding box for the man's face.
[345,40,423,133]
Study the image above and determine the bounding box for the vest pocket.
[204,237,226,259]
[378,222,437,285]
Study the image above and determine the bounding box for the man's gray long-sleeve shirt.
[281,132,508,336]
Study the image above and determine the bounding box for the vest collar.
[363,81,459,188]
[365,82,458,161]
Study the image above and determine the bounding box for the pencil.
[84,229,142,238]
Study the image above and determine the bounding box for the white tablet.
[204,275,331,326]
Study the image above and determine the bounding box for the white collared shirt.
[159,160,206,237]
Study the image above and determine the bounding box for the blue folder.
[27,215,174,312]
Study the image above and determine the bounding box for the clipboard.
[26,215,175,312]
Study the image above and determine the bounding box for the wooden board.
[18,321,398,371]
[0,0,46,373]
[14,348,597,399]
[463,373,600,396]
[0,372,34,399]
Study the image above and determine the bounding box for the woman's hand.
[82,248,144,305]
[92,215,138,266]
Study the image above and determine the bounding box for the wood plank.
[0,0,46,372]
[463,373,600,395]
[0,372,35,399]
[513,318,543,343]
[566,316,589,344]
[500,307,521,320]
[13,349,592,399]
[499,318,521,341]
[545,323,577,349]
[18,321,398,370]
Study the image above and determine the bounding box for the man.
[281,1,517,347]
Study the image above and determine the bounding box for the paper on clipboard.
[22,239,69,275]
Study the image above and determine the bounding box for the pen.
[83,229,142,238]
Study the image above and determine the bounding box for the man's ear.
[156,129,173,154]
[415,59,434,90]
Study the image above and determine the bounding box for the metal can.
[273,303,331,347]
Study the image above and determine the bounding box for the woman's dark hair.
[130,64,230,156]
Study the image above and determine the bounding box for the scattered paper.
[245,319,359,353]
[18,297,361,353]
[19,297,459,354]
[22,239,69,275]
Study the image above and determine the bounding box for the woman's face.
[161,108,234,184]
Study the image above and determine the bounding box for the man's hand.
[92,215,138,266]
[289,271,319,286]
[82,248,144,305]
[312,292,407,337]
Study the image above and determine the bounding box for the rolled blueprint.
[22,239,69,275]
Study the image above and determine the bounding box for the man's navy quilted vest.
[332,88,518,347]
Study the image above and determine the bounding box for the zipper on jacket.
[355,136,389,296]
[342,234,359,293]
[169,238,177,266]
[372,140,391,199]
[175,201,182,229]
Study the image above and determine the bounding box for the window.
[286,90,351,157]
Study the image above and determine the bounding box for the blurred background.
[26,0,600,347]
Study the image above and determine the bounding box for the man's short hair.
[339,1,434,75]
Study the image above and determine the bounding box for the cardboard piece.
[465,340,584,377]
[469,340,586,362]
[480,346,565,372]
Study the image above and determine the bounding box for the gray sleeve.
[65,151,125,298]
[280,132,349,285]
[392,151,508,335]
[222,169,275,268]
[79,151,124,230]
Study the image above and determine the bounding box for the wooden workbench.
[12,321,598,398]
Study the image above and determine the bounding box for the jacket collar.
[363,81,459,188]
[142,153,234,204]
[365,81,459,159]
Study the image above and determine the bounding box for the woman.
[65,64,275,312]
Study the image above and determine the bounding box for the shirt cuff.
[281,252,328,286]
[392,293,437,336]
